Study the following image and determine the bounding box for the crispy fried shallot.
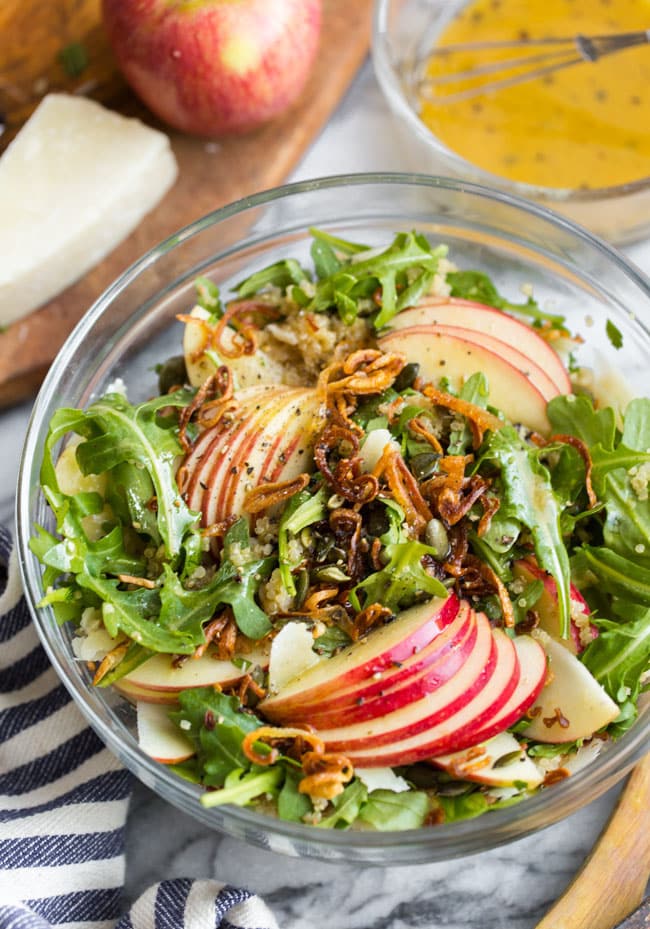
[350,602,393,640]
[179,300,280,361]
[93,641,129,686]
[329,508,364,581]
[477,493,500,538]
[423,383,504,447]
[243,473,311,514]
[549,433,598,509]
[242,726,324,766]
[373,444,433,537]
[314,424,378,504]
[177,368,232,452]
[421,457,491,528]
[116,574,157,589]
[466,555,515,628]
[408,416,444,455]
[298,751,354,800]
[318,349,406,400]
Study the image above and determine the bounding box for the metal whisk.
[410,30,650,105]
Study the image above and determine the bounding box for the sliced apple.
[281,600,476,719]
[288,605,479,729]
[333,627,519,765]
[183,305,287,389]
[379,327,551,435]
[137,701,194,764]
[457,633,547,746]
[513,557,597,653]
[522,633,619,743]
[121,644,269,693]
[184,385,320,526]
[259,593,460,714]
[312,616,514,754]
[388,298,571,395]
[431,731,543,788]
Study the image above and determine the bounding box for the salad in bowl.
[30,222,650,834]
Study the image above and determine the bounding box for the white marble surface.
[6,58,650,929]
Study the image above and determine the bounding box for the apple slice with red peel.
[388,298,571,395]
[260,593,459,715]
[431,731,543,788]
[458,633,547,746]
[184,385,320,526]
[284,600,475,719]
[378,327,552,434]
[313,614,513,754]
[513,557,597,653]
[116,678,181,706]
[184,384,286,515]
[183,306,288,389]
[336,627,519,765]
[121,644,269,693]
[522,633,619,743]
[289,605,478,729]
[388,322,559,400]
[137,701,193,764]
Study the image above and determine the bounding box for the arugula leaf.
[480,427,571,637]
[235,259,310,297]
[437,790,489,823]
[317,780,368,828]
[447,270,565,328]
[581,609,650,734]
[572,547,650,607]
[309,227,370,255]
[350,542,448,613]
[447,372,489,455]
[606,319,623,350]
[278,768,312,822]
[359,788,430,831]
[194,276,223,316]
[217,519,274,638]
[277,486,327,596]
[200,766,283,808]
[312,624,352,657]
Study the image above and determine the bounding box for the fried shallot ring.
[467,555,515,628]
[93,641,129,686]
[302,588,340,612]
[298,751,354,800]
[351,602,393,640]
[477,493,501,538]
[549,433,598,509]
[243,473,311,514]
[116,574,157,589]
[177,371,224,452]
[373,444,433,537]
[207,300,281,360]
[242,726,324,766]
[408,416,444,455]
[422,383,504,448]
[317,349,406,400]
[329,507,364,581]
[314,425,378,504]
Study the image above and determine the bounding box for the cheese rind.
[0,94,178,324]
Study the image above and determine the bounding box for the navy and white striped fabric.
[0,526,278,928]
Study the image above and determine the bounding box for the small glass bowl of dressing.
[373,0,650,245]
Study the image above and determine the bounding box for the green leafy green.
[278,768,312,822]
[317,780,368,829]
[447,372,489,456]
[350,542,448,613]
[438,790,489,822]
[59,41,88,77]
[582,609,650,734]
[447,269,565,328]
[572,546,650,607]
[606,319,623,350]
[479,427,571,637]
[359,788,430,831]
[195,276,223,316]
[277,486,327,596]
[235,258,309,298]
[200,766,283,808]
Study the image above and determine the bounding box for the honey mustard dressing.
[420,0,650,190]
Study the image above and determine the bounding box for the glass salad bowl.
[16,174,650,864]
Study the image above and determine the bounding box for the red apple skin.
[282,601,475,718]
[102,0,322,136]
[513,556,597,653]
[285,609,478,729]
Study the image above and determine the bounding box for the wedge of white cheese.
[0,93,178,325]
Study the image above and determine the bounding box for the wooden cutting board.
[0,0,374,406]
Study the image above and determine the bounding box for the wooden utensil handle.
[535,753,650,929]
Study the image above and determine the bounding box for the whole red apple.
[102,0,322,136]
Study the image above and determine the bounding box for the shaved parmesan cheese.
[0,94,177,324]
[268,622,321,694]
[359,428,399,473]
[355,767,411,794]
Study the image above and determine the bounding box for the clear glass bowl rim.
[371,0,650,203]
[16,171,650,862]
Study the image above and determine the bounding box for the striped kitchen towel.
[0,525,278,929]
